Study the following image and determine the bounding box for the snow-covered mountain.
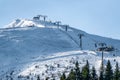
[4,19,45,28]
[0,18,120,80]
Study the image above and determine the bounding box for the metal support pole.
[101,49,104,71]
[65,25,68,31]
[99,42,106,76]
[43,16,47,21]
[78,34,84,50]
[56,21,61,28]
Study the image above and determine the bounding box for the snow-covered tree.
[113,62,120,80]
[81,60,90,80]
[91,66,98,80]
[105,60,113,80]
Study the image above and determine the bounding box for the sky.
[0,0,120,39]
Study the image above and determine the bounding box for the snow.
[4,19,45,28]
[0,18,120,80]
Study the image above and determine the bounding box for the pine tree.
[105,60,113,80]
[45,77,49,80]
[81,60,90,80]
[91,66,97,80]
[60,73,66,80]
[37,75,40,80]
[99,70,104,80]
[67,69,76,80]
[99,62,105,80]
[75,61,82,80]
[113,62,120,80]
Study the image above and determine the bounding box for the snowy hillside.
[4,19,44,28]
[0,18,120,80]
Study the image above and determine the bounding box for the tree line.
[60,60,120,80]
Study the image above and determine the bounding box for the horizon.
[0,0,120,39]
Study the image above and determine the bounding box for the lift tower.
[78,34,84,50]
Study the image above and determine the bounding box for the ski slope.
[0,18,120,80]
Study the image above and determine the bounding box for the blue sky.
[0,0,120,39]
